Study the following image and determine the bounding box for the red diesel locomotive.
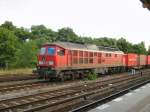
[36,42,149,80]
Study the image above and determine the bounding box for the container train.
[35,41,150,80]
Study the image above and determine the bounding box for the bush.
[87,72,97,80]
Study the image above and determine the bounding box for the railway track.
[0,80,46,94]
[0,70,149,112]
[0,69,148,94]
[0,71,130,94]
[0,71,131,94]
[71,76,150,112]
[0,74,36,82]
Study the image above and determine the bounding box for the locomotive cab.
[37,45,57,79]
[37,44,66,79]
[38,46,56,67]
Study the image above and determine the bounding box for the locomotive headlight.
[39,61,43,64]
[49,61,54,65]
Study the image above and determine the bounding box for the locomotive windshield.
[40,47,46,55]
[48,47,55,55]
[40,47,55,55]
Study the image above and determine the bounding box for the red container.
[147,55,150,65]
[138,55,146,66]
[125,53,138,67]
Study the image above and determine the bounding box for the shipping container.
[138,55,146,66]
[125,53,138,67]
[147,55,150,65]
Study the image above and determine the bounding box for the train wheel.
[71,74,75,80]
[59,73,65,82]
[79,73,84,79]
[37,74,42,79]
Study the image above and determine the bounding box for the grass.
[0,68,33,76]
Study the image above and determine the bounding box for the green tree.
[31,25,56,41]
[13,40,38,68]
[0,27,18,68]
[1,21,32,42]
[57,27,78,42]
[14,27,32,41]
[133,42,147,54]
[1,21,16,31]
[117,38,133,53]
[148,46,150,55]
[34,38,48,48]
[93,37,117,47]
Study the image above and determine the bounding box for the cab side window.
[57,49,65,56]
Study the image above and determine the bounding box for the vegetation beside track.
[0,68,33,76]
[87,72,97,80]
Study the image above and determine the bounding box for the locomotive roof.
[44,42,124,54]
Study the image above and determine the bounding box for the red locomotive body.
[36,42,125,80]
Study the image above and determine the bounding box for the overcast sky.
[0,0,150,48]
